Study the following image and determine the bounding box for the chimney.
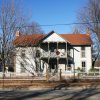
[16,31,20,37]
[86,28,90,36]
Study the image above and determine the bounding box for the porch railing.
[41,51,67,58]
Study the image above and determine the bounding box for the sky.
[0,0,88,34]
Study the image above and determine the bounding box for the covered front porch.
[41,58,74,73]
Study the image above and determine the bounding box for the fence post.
[99,67,100,79]
[78,72,79,79]
[46,66,49,81]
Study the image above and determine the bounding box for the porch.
[40,42,73,59]
[41,58,74,73]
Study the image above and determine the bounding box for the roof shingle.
[13,34,44,46]
[60,34,92,45]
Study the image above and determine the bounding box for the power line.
[40,21,100,27]
[0,21,100,29]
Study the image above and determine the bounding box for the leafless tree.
[21,22,44,34]
[0,0,24,72]
[0,0,44,73]
[72,27,80,34]
[77,0,100,67]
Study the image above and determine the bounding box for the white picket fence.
[61,71,100,79]
[0,72,50,80]
[0,71,100,80]
[0,72,32,78]
[77,72,100,79]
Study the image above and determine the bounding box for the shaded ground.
[0,86,100,100]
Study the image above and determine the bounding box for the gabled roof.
[13,31,92,46]
[42,31,70,43]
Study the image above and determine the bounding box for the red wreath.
[56,50,60,55]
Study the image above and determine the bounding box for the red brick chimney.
[16,31,20,37]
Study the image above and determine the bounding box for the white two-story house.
[13,31,92,75]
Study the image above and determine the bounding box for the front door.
[49,59,57,73]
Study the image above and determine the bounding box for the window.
[81,47,85,51]
[21,50,25,58]
[81,47,85,58]
[82,61,86,67]
[82,61,86,72]
[51,47,55,52]
[36,50,40,57]
[20,62,25,73]
[67,49,70,56]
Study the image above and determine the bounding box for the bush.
[89,68,99,75]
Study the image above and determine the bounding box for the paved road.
[0,87,100,100]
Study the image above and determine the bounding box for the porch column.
[57,42,58,51]
[57,42,58,58]
[57,42,59,72]
[57,58,59,72]
[48,42,50,71]
[48,58,50,72]
[48,42,49,52]
[65,42,68,70]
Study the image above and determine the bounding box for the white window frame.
[81,46,86,58]
[81,61,86,72]
[20,62,26,73]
